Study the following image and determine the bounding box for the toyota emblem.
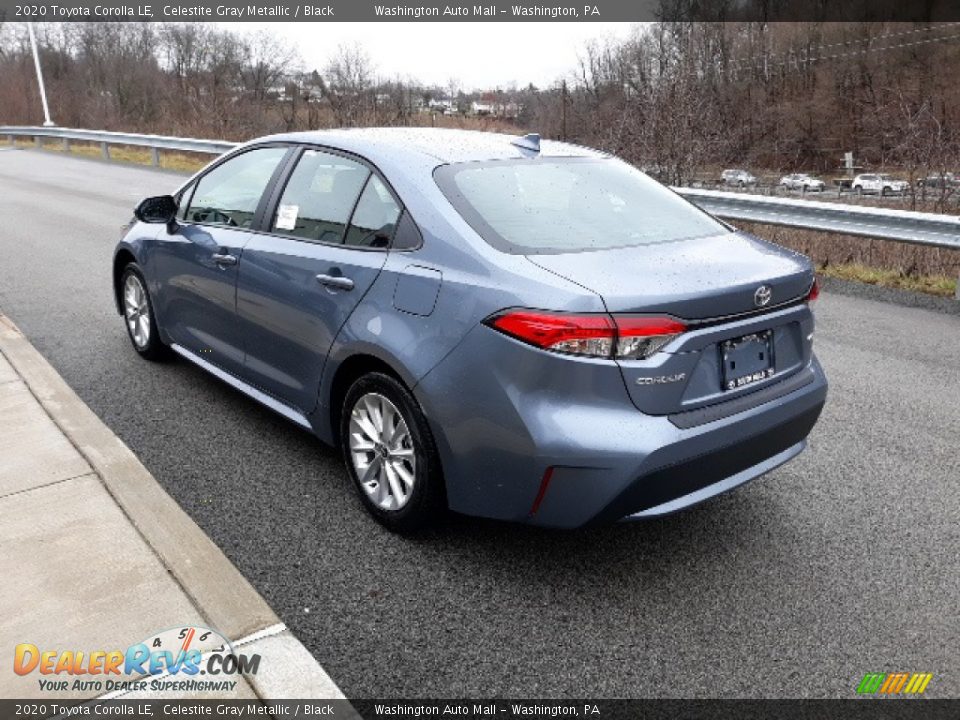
[754,285,772,307]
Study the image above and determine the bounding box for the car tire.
[120,263,169,361]
[340,372,445,532]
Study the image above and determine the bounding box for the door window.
[344,176,402,248]
[271,149,370,244]
[183,147,288,229]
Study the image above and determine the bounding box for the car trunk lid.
[526,231,816,416]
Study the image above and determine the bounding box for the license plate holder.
[721,330,775,390]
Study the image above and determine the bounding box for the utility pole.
[27,23,55,127]
[560,79,567,141]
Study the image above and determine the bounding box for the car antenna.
[511,133,541,153]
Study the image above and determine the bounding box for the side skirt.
[170,343,313,431]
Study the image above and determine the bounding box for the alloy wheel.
[348,392,417,511]
[124,273,151,349]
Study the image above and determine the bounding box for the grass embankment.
[817,263,956,297]
[7,136,208,173]
[740,222,959,298]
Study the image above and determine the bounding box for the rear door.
[235,146,401,412]
[153,145,291,376]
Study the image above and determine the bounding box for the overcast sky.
[223,22,641,90]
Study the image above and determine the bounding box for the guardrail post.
[150,147,160,167]
[956,273,960,302]
[100,142,110,161]
[62,137,70,152]
[34,136,42,149]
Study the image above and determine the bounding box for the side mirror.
[135,195,178,225]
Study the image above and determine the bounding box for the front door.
[236,148,402,412]
[152,146,290,376]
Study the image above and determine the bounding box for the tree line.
[1,21,959,185]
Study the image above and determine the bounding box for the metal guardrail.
[2,125,959,253]
[673,187,960,251]
[0,125,235,166]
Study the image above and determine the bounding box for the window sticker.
[276,204,299,231]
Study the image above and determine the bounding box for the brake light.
[807,276,820,305]
[486,310,687,360]
[488,310,615,357]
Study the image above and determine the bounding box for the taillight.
[615,316,688,359]
[806,276,820,305]
[488,310,615,357]
[486,310,686,360]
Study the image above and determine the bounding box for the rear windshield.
[434,158,729,254]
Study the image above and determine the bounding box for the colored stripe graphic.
[857,673,886,694]
[857,672,932,695]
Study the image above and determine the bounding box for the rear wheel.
[120,263,169,361]
[340,372,445,532]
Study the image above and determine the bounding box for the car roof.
[250,127,608,166]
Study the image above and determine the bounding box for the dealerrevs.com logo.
[13,625,261,694]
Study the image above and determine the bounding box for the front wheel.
[340,372,445,532]
[120,263,169,361]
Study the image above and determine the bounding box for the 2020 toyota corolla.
[113,128,827,531]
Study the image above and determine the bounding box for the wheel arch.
[112,247,138,314]
[324,352,409,450]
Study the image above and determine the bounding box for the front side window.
[344,176,402,248]
[435,158,730,254]
[271,149,370,244]
[184,147,288,228]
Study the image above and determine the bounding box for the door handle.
[316,273,355,291]
[212,252,237,267]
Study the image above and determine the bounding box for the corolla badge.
[754,285,773,307]
[636,373,686,386]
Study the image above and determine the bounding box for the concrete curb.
[0,313,344,701]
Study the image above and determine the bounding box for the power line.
[718,29,960,80]
[729,21,960,69]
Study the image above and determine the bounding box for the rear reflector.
[487,310,686,360]
[528,466,555,517]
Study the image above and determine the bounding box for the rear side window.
[344,176,402,248]
[435,158,729,254]
[184,147,288,229]
[271,149,370,244]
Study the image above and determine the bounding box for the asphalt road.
[2,148,958,699]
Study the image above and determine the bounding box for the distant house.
[470,98,520,119]
[471,101,494,116]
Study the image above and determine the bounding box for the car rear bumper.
[530,368,826,529]
[415,324,828,529]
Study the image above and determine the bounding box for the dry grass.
[741,222,960,298]
[6,137,210,173]
[818,263,957,297]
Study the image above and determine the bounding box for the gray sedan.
[113,128,827,531]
